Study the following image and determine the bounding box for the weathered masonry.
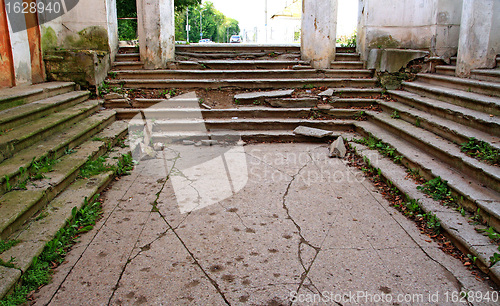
[0,0,499,89]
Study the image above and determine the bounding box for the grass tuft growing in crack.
[461,137,500,166]
[0,196,103,306]
[353,136,403,163]
[417,177,455,206]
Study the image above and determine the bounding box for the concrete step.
[152,130,356,144]
[110,78,377,90]
[349,141,500,283]
[402,81,500,115]
[0,100,100,163]
[0,111,117,196]
[367,111,500,193]
[450,56,500,67]
[417,73,500,98]
[379,100,500,150]
[0,91,90,131]
[112,61,144,70]
[326,98,379,108]
[169,60,364,70]
[321,87,383,98]
[152,118,355,133]
[470,69,500,83]
[118,46,139,54]
[113,69,373,80]
[436,65,500,83]
[0,82,75,111]
[0,121,128,240]
[115,53,140,62]
[435,65,456,76]
[388,89,500,137]
[115,107,358,121]
[176,44,302,54]
[0,144,130,298]
[335,53,361,62]
[355,121,500,232]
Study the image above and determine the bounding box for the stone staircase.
[354,62,500,281]
[108,45,500,283]
[0,82,129,298]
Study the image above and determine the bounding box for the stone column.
[456,0,499,77]
[137,0,175,69]
[301,0,338,69]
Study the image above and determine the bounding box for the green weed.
[79,156,113,179]
[461,138,500,165]
[417,177,454,205]
[390,110,400,119]
[0,240,19,254]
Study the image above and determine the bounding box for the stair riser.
[118,46,139,54]
[0,105,99,164]
[112,63,143,70]
[153,133,335,144]
[0,93,90,131]
[392,91,500,135]
[114,79,377,90]
[368,115,500,194]
[114,71,372,80]
[471,72,500,83]
[0,114,116,196]
[153,121,353,132]
[435,67,455,76]
[418,75,500,98]
[379,103,468,146]
[0,140,115,240]
[355,126,500,233]
[169,62,365,70]
[403,84,500,116]
[0,84,75,112]
[115,54,140,62]
[118,109,313,120]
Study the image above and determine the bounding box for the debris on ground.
[293,126,333,138]
[329,136,347,158]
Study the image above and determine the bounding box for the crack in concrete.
[279,155,323,305]
[45,167,146,305]
[151,180,232,305]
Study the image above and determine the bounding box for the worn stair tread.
[0,101,100,161]
[389,89,500,134]
[116,68,371,74]
[380,100,500,150]
[0,111,116,188]
[350,142,500,276]
[417,73,500,98]
[0,266,21,299]
[355,121,500,225]
[0,140,110,238]
[369,111,500,191]
[111,78,377,85]
[402,81,500,111]
[0,82,75,111]
[0,91,90,130]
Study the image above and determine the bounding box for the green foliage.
[79,156,113,179]
[0,196,103,306]
[0,240,19,254]
[417,177,453,204]
[115,154,135,176]
[336,31,357,48]
[390,110,400,119]
[354,137,403,163]
[477,227,500,241]
[461,138,500,165]
[491,247,500,265]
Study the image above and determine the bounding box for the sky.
[203,0,359,36]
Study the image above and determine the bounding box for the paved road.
[34,143,496,305]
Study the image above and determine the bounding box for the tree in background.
[176,1,240,43]
[117,0,202,40]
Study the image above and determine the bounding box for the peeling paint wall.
[7,15,32,85]
[357,0,463,62]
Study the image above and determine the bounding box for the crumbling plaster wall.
[357,0,462,62]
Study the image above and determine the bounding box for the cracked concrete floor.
[33,143,496,305]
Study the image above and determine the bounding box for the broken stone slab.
[234,89,294,103]
[201,140,218,146]
[183,140,195,146]
[318,88,334,96]
[329,136,347,158]
[194,141,202,147]
[104,93,125,100]
[317,104,333,110]
[139,143,156,160]
[153,142,165,151]
[293,126,334,138]
[267,97,318,108]
[368,48,429,73]
[201,103,212,110]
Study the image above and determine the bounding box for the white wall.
[7,14,31,85]
[357,0,462,61]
